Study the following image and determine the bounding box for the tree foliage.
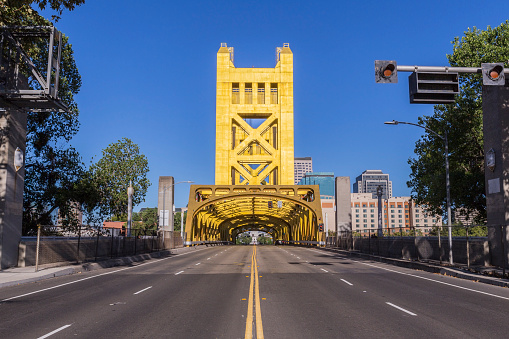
[1,0,85,22]
[1,2,86,233]
[407,21,509,224]
[89,138,150,220]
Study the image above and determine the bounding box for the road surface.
[1,245,509,338]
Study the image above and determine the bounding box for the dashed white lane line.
[361,262,509,301]
[386,302,417,316]
[321,268,329,273]
[196,263,201,266]
[133,286,152,295]
[37,324,72,339]
[341,279,353,286]
[207,258,211,260]
[1,247,209,302]
[175,271,184,275]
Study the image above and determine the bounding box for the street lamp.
[384,120,453,265]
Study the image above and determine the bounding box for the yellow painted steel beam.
[184,185,323,246]
[216,43,294,186]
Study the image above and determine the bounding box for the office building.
[353,170,392,200]
[351,193,442,235]
[294,157,313,184]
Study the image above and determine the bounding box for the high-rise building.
[353,170,392,200]
[298,171,335,233]
[294,157,312,184]
[297,172,334,198]
[215,43,294,185]
[350,193,442,235]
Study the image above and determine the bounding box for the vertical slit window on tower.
[257,83,265,104]
[270,83,278,104]
[232,83,240,104]
[245,83,252,104]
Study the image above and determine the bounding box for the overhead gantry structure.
[184,185,324,246]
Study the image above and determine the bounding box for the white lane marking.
[361,262,509,301]
[207,258,211,260]
[297,257,300,259]
[1,248,209,302]
[321,268,328,273]
[304,248,509,302]
[133,286,152,295]
[37,324,72,339]
[175,271,184,275]
[341,279,353,286]
[386,302,417,316]
[195,263,201,266]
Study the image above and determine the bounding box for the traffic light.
[482,63,505,86]
[318,223,324,232]
[375,60,398,83]
[268,201,273,208]
[408,72,459,104]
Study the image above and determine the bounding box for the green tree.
[89,138,150,220]
[2,1,85,22]
[407,21,509,224]
[139,208,158,230]
[1,2,87,233]
[173,211,187,232]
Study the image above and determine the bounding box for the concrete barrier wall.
[18,233,183,267]
[345,236,490,266]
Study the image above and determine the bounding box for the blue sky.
[42,0,508,210]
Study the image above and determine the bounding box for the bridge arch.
[184,185,324,246]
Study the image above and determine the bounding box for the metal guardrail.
[24,225,183,271]
[326,225,507,275]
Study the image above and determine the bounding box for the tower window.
[245,83,252,104]
[257,83,265,104]
[270,83,278,104]
[232,83,240,104]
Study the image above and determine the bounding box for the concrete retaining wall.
[334,236,490,266]
[18,233,183,267]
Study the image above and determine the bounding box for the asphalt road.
[1,245,509,338]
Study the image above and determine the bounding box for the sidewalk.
[321,246,509,288]
[0,246,198,289]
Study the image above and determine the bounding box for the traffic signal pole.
[377,60,509,268]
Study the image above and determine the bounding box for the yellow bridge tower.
[215,43,294,185]
[183,43,324,246]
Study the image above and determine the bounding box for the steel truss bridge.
[184,185,324,246]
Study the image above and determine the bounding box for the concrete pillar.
[335,176,351,233]
[482,85,509,268]
[157,176,174,232]
[0,107,27,269]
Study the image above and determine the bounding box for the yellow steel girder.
[184,185,324,246]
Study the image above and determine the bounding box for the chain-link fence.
[327,224,508,273]
[18,225,184,268]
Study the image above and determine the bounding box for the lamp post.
[384,120,453,265]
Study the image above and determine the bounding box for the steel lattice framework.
[184,44,324,246]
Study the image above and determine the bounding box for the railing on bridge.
[18,225,184,268]
[326,225,508,272]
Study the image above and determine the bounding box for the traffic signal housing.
[482,63,505,86]
[318,223,324,232]
[408,72,459,104]
[268,201,273,208]
[375,60,398,83]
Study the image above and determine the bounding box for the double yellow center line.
[245,246,264,339]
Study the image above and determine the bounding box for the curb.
[0,246,203,289]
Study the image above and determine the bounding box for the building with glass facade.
[353,170,392,200]
[297,172,334,198]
